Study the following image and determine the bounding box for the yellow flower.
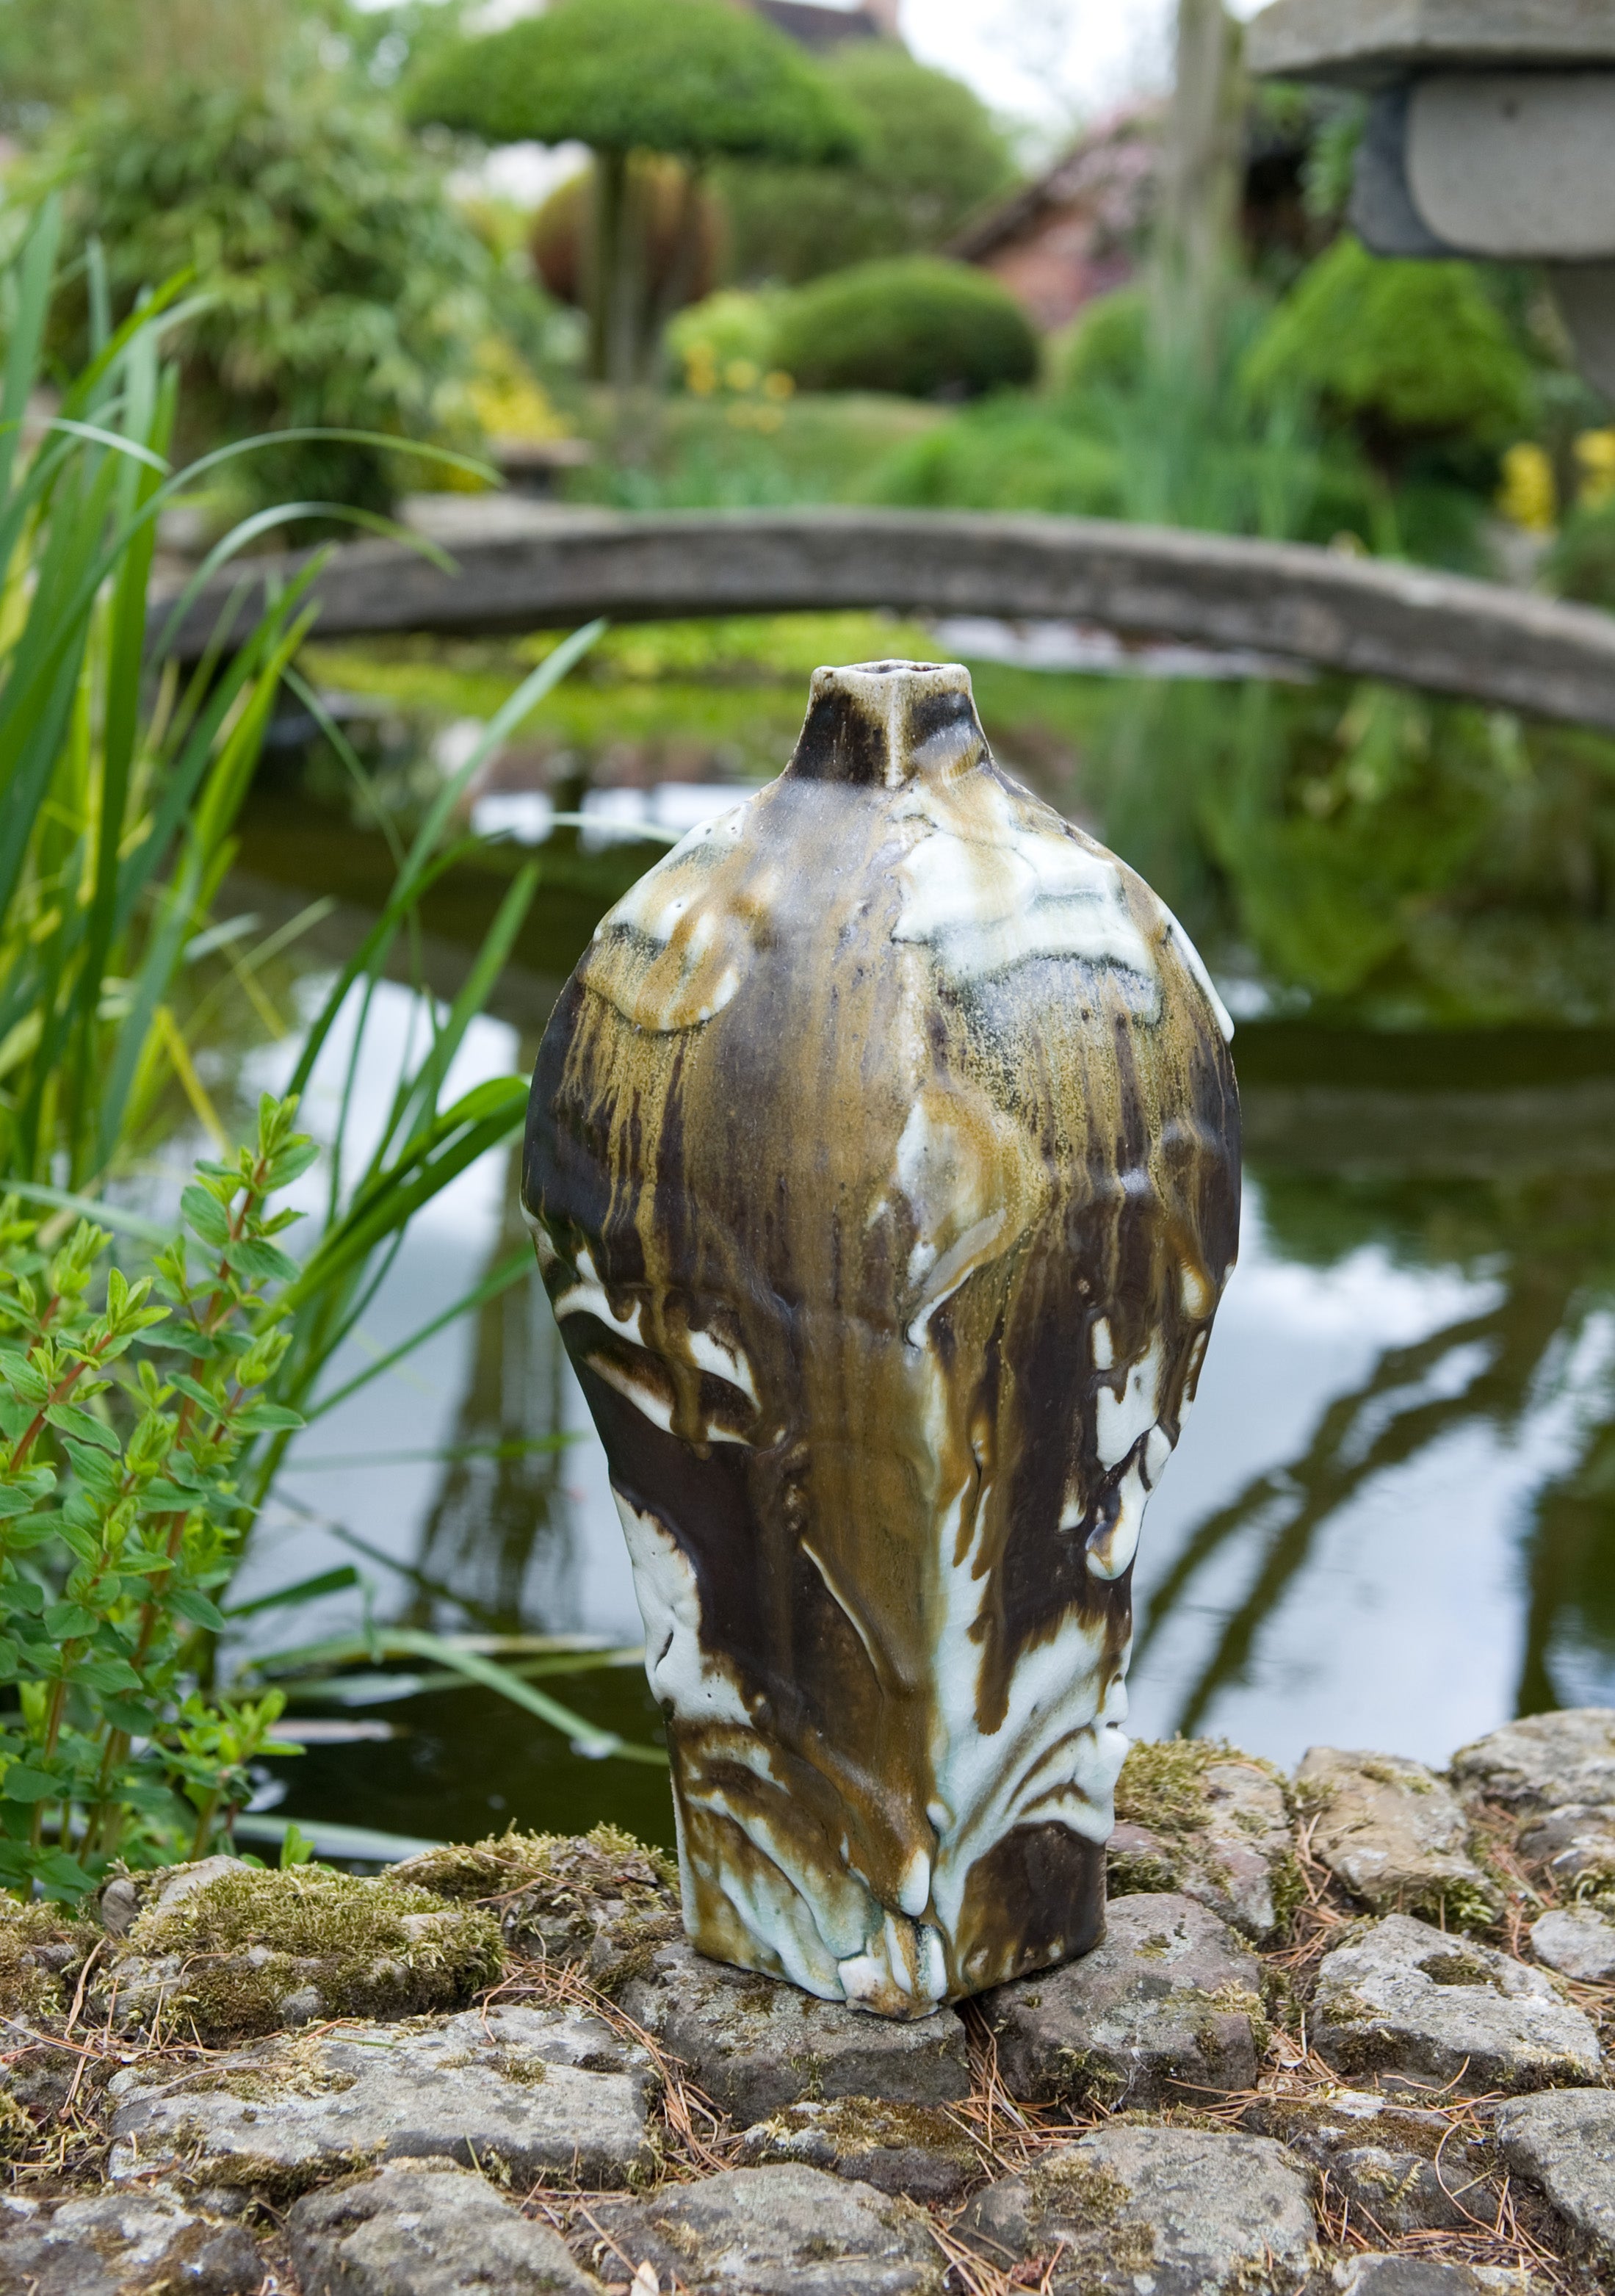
[466,337,569,444]
[1497,441,1556,534]
[725,358,760,394]
[762,369,795,402]
[1574,427,1615,509]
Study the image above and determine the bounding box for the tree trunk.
[588,147,628,385]
[648,157,707,383]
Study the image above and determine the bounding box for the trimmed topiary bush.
[719,43,1014,286]
[773,256,1038,400]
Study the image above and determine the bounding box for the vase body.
[523,661,1240,2018]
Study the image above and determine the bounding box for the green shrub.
[1058,286,1150,399]
[773,256,1038,400]
[0,1098,312,1898]
[876,286,1384,549]
[43,76,492,516]
[1243,235,1533,446]
[1545,499,1615,612]
[877,399,1119,514]
[665,289,786,389]
[405,0,857,165]
[719,43,1014,286]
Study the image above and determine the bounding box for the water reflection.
[204,820,1615,1841]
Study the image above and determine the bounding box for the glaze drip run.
[524,660,1240,2018]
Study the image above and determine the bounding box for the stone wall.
[1,1714,1611,2296]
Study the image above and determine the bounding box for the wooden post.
[1156,0,1243,350]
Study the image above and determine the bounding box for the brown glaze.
[523,662,1240,2017]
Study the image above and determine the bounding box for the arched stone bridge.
[158,508,1615,733]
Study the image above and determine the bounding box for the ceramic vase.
[522,660,1240,2018]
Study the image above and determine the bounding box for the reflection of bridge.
[159,507,1615,734]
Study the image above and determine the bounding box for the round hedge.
[773,257,1038,400]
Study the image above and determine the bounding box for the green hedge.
[773,256,1038,400]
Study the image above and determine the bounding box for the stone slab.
[1248,2085,1494,2222]
[980,1891,1262,2110]
[107,2007,654,2192]
[1246,0,1615,88]
[0,2183,262,2296]
[1296,1748,1496,1920]
[618,1938,969,2123]
[1531,1904,1615,1981]
[1450,1708,1615,1814]
[1408,74,1615,261]
[1332,2260,1533,2296]
[736,2097,978,2202]
[1515,1805,1615,1888]
[1494,2087,1615,2269]
[1110,1747,1298,1941]
[1309,1913,1601,2093]
[1329,2143,1481,2235]
[586,2163,939,2296]
[958,2125,1318,2296]
[287,2159,600,2296]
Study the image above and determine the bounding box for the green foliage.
[666,289,786,387]
[1053,671,1615,1025]
[126,1860,502,2035]
[405,0,859,164]
[773,256,1038,400]
[44,76,491,516]
[872,396,1120,514]
[0,1097,311,1899]
[718,43,1015,286]
[0,0,317,113]
[1058,287,1150,397]
[1243,235,1533,447]
[878,280,1497,568]
[0,201,319,1188]
[0,209,665,1869]
[1545,498,1615,613]
[878,286,1374,542]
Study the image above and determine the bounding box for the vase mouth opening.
[791,660,986,790]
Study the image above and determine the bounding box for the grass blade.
[246,1628,667,1764]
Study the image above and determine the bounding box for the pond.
[178,632,1615,1858]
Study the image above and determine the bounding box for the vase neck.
[785,660,987,790]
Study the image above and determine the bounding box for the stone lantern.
[1246,0,1615,396]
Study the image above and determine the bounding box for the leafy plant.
[0,1096,311,1898]
[773,256,1038,400]
[42,74,494,519]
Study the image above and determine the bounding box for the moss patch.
[123,1866,502,2040]
[1025,2152,1133,2226]
[1113,1739,1279,1838]
[393,1823,678,1981]
[0,1902,90,2021]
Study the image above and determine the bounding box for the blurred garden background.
[1,0,1613,1881]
